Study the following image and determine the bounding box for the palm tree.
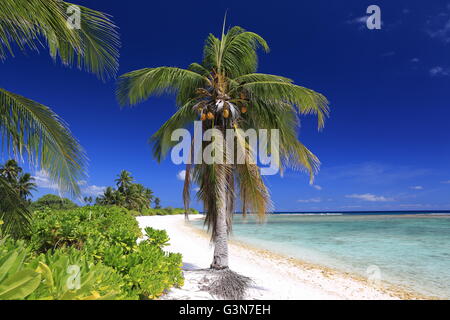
[0,160,36,200]
[115,170,134,193]
[83,196,93,206]
[154,197,161,209]
[0,160,22,183]
[96,187,119,206]
[0,0,120,235]
[16,173,37,200]
[117,23,329,295]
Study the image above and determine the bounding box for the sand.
[137,215,414,300]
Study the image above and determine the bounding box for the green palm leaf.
[0,0,120,80]
[0,176,31,237]
[117,67,207,106]
[0,88,87,197]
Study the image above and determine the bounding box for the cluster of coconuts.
[198,100,247,121]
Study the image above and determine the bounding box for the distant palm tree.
[0,160,22,183]
[16,173,37,200]
[0,0,120,235]
[97,172,154,212]
[96,187,120,206]
[117,21,329,282]
[154,197,161,209]
[115,170,134,193]
[83,196,93,206]
[0,160,36,235]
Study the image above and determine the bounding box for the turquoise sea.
[192,213,450,298]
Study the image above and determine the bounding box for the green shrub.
[127,241,183,299]
[136,207,199,216]
[0,239,41,300]
[0,239,126,300]
[29,206,141,253]
[144,227,170,247]
[30,194,78,211]
[18,205,184,300]
[28,247,127,300]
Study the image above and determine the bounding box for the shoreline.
[186,217,432,300]
[137,215,431,300]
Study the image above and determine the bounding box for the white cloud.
[319,162,431,185]
[426,9,450,43]
[430,66,450,77]
[177,170,186,181]
[347,16,368,25]
[32,170,59,190]
[409,186,424,190]
[312,185,322,190]
[345,193,394,202]
[193,187,200,192]
[298,198,322,203]
[82,185,106,197]
[398,203,434,209]
[33,170,105,197]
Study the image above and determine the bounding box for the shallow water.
[192,214,450,298]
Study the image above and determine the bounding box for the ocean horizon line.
[211,210,450,215]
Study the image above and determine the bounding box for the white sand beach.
[136,215,419,300]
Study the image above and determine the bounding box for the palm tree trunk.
[211,171,229,270]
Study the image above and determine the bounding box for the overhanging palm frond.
[0,88,87,197]
[0,0,120,80]
[0,0,77,58]
[52,3,121,80]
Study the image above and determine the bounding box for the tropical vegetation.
[0,206,183,300]
[0,161,36,236]
[0,0,120,236]
[0,160,37,201]
[95,170,154,212]
[30,194,78,212]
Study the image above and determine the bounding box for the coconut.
[200,113,207,121]
[241,106,247,114]
[207,112,214,120]
[223,109,230,118]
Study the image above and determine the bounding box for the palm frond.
[117,67,206,106]
[0,88,87,197]
[237,81,330,129]
[0,176,30,237]
[203,27,269,78]
[150,100,198,162]
[232,73,293,84]
[0,0,120,80]
[245,98,320,181]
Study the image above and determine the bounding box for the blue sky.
[2,0,450,211]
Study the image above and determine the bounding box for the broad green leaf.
[0,270,41,300]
